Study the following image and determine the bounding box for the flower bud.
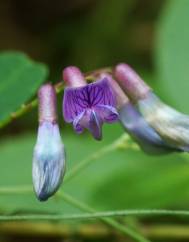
[114,63,150,102]
[138,92,189,151]
[99,73,175,154]
[114,63,189,152]
[33,84,66,201]
[63,66,86,87]
[119,102,177,154]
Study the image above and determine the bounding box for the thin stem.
[0,137,142,242]
[59,192,151,242]
[64,144,115,182]
[0,185,32,194]
[0,83,63,129]
[2,185,189,240]
[0,206,189,222]
[0,186,149,241]
[0,99,38,129]
[65,134,134,183]
[0,68,111,129]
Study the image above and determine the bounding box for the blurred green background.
[1,0,189,241]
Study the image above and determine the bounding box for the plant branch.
[0,67,111,129]
[2,186,189,240]
[0,208,189,222]
[0,186,149,242]
[59,192,151,242]
[64,134,138,183]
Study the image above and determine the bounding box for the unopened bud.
[114,63,150,102]
[63,66,86,87]
[33,84,66,201]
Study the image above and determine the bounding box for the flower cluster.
[33,63,189,201]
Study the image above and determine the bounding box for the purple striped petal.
[86,78,116,106]
[95,105,118,123]
[63,87,86,123]
[63,78,116,122]
[63,77,118,140]
[73,111,85,133]
[89,111,102,140]
[73,109,103,140]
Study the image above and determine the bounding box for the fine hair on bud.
[98,72,175,154]
[33,84,66,201]
[114,63,189,152]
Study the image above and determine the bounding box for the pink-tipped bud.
[114,63,150,102]
[33,83,66,201]
[99,73,129,109]
[38,84,57,123]
[63,66,86,88]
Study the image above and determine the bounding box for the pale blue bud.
[33,122,66,201]
[114,63,189,152]
[138,92,189,152]
[119,102,177,154]
[33,84,66,201]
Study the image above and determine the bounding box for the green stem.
[64,144,115,182]
[0,185,32,194]
[0,67,111,130]
[2,185,189,241]
[0,99,38,129]
[65,134,133,183]
[59,192,151,242]
[0,205,188,222]
[0,186,149,241]
[0,82,64,129]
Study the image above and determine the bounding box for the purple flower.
[63,66,118,140]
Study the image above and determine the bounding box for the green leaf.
[0,51,48,123]
[155,0,189,112]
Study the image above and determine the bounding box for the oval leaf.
[0,52,48,125]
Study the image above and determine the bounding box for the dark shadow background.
[0,0,166,136]
[0,0,164,79]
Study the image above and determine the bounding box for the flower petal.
[89,111,102,140]
[95,104,118,123]
[73,111,85,133]
[119,103,177,154]
[63,78,116,123]
[87,78,116,107]
[63,87,87,123]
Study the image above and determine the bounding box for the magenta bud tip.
[38,83,57,123]
[98,73,129,108]
[63,66,86,88]
[114,63,150,102]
